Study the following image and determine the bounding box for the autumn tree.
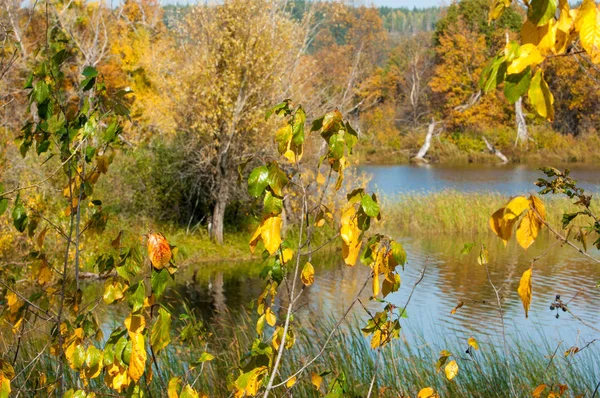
[295,2,388,117]
[429,0,521,132]
[155,0,304,244]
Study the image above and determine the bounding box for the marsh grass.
[9,310,598,397]
[381,190,598,237]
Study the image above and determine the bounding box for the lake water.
[138,164,600,361]
[359,163,600,196]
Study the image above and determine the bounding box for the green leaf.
[12,200,28,233]
[528,0,558,26]
[504,67,532,104]
[82,66,98,78]
[311,116,324,132]
[292,107,306,146]
[151,268,170,299]
[151,307,172,354]
[360,194,380,218]
[328,133,345,160]
[36,140,50,155]
[81,76,96,91]
[33,81,50,104]
[460,243,476,255]
[263,190,283,216]
[267,163,288,197]
[190,352,215,367]
[265,100,290,120]
[0,199,7,217]
[248,166,270,198]
[562,212,581,229]
[128,282,145,313]
[480,55,507,94]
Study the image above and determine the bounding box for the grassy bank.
[359,127,600,165]
[381,190,594,236]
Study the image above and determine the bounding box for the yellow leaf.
[532,384,547,398]
[489,196,529,245]
[301,262,315,286]
[168,377,182,398]
[125,313,146,336]
[265,307,276,327]
[530,195,547,221]
[249,224,262,254]
[528,69,554,121]
[316,172,326,185]
[38,261,53,285]
[536,19,558,55]
[6,292,23,314]
[489,0,511,22]
[518,267,533,318]
[311,372,323,390]
[521,19,540,44]
[575,0,600,63]
[418,387,439,398]
[340,204,362,266]
[516,211,540,250]
[507,44,545,74]
[468,337,479,350]
[104,363,130,392]
[261,216,282,255]
[281,248,294,264]
[505,196,531,218]
[285,376,297,388]
[128,332,147,382]
[147,233,172,269]
[444,360,459,380]
[556,0,575,53]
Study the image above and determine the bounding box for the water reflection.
[161,232,600,352]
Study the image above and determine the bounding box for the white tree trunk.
[413,118,435,163]
[514,97,528,146]
[483,136,508,164]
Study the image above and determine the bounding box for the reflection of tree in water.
[210,272,227,314]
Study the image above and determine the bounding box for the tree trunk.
[210,182,228,245]
[482,136,508,164]
[514,97,528,146]
[413,118,436,163]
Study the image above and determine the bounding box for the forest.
[2,0,600,396]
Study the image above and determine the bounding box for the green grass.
[381,190,596,236]
[9,310,598,397]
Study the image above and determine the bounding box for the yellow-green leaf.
[507,44,544,74]
[151,307,172,354]
[528,69,554,120]
[168,377,182,398]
